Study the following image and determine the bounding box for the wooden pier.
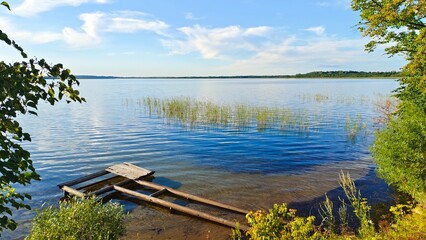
[58,162,250,231]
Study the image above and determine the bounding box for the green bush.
[243,203,323,240]
[27,196,125,240]
[371,102,426,203]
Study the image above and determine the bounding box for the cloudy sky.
[1,0,405,77]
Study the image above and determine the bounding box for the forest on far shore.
[75,71,402,79]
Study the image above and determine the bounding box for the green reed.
[142,97,321,134]
[345,113,368,142]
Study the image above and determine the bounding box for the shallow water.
[6,78,398,239]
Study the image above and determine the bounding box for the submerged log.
[113,185,250,231]
[134,179,249,214]
[61,185,85,197]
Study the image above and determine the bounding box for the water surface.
[8,78,398,239]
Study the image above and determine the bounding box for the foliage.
[352,0,426,203]
[371,102,426,202]
[236,172,380,239]
[0,2,85,234]
[292,71,401,79]
[234,172,425,240]
[338,172,375,239]
[376,203,426,239]
[231,221,243,240]
[337,197,349,234]
[319,194,335,233]
[27,196,126,240]
[88,71,401,79]
[243,203,323,240]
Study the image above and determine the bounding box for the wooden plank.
[134,179,249,214]
[76,175,122,191]
[61,186,86,197]
[113,185,250,231]
[57,170,109,187]
[90,178,134,196]
[150,188,168,197]
[106,162,154,180]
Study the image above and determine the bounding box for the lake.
[8,78,398,239]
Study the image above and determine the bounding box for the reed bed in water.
[142,97,322,133]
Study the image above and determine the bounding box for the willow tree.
[0,2,85,234]
[352,0,426,202]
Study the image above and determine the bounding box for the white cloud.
[229,35,369,74]
[161,25,270,59]
[12,0,109,17]
[244,26,272,36]
[306,26,325,35]
[107,17,169,35]
[62,12,103,48]
[0,17,62,44]
[185,12,203,20]
[159,21,395,74]
[160,23,379,74]
[62,11,169,48]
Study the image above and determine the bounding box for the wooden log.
[76,175,122,191]
[113,185,250,231]
[134,180,249,214]
[61,186,86,197]
[90,178,135,196]
[150,188,168,197]
[57,170,109,187]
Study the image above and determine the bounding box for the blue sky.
[1,0,405,76]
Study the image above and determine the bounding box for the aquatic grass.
[345,114,368,142]
[142,97,322,134]
[141,97,372,141]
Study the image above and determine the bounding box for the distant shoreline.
[75,71,402,79]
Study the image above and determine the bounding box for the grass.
[142,97,325,135]
[232,172,426,240]
[141,96,376,142]
[27,196,125,240]
[345,114,368,142]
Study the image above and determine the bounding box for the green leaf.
[1,1,10,11]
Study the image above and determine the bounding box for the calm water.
[8,78,398,239]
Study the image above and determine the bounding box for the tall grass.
[345,114,368,142]
[27,196,125,240]
[141,96,374,142]
[142,97,320,134]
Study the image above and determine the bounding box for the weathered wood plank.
[61,186,86,197]
[90,178,134,196]
[57,170,109,187]
[113,185,250,231]
[134,180,249,214]
[106,162,154,180]
[76,175,122,191]
[149,188,168,197]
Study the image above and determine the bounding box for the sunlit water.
[6,78,398,239]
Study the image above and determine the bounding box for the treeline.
[75,71,402,79]
[292,70,401,78]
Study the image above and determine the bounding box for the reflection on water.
[6,78,397,239]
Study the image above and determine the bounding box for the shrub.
[371,102,426,203]
[377,203,426,239]
[244,203,323,240]
[27,196,125,240]
[339,171,375,239]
